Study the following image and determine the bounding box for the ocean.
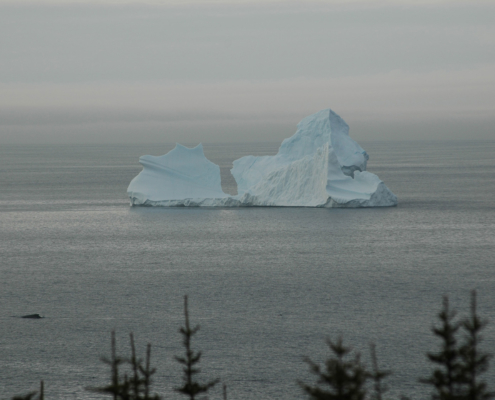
[1,140,494,399]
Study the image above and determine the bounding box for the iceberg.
[127,109,397,208]
[127,143,230,206]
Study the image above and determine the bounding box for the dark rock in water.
[21,314,43,319]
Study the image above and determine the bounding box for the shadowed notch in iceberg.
[127,109,398,208]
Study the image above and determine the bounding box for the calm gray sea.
[1,140,495,399]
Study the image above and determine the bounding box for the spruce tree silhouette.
[299,336,370,400]
[369,343,391,400]
[174,295,219,400]
[6,291,494,400]
[89,331,160,400]
[420,296,463,400]
[458,291,494,400]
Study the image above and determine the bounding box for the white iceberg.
[127,109,397,208]
[128,143,230,206]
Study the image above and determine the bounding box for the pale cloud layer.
[2,66,494,121]
[0,0,486,4]
[1,1,494,143]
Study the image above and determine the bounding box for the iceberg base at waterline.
[127,109,398,208]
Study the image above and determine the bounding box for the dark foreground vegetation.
[7,291,494,400]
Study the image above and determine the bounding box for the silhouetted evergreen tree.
[458,291,494,400]
[89,331,160,400]
[299,336,369,400]
[5,290,493,400]
[421,296,463,400]
[174,295,219,400]
[369,344,391,400]
[222,383,227,400]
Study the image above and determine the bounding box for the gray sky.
[1,0,494,143]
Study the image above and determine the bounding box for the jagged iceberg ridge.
[127,109,398,207]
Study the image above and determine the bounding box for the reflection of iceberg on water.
[127,109,398,208]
